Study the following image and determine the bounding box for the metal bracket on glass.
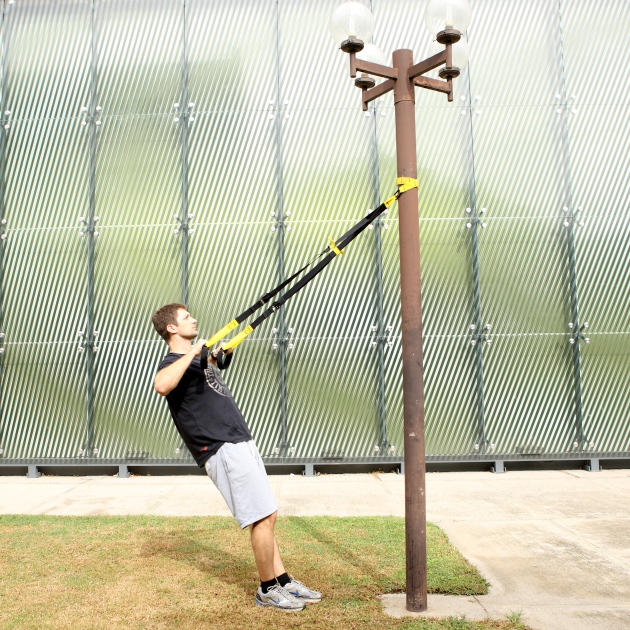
[0,331,5,356]
[270,209,291,234]
[469,322,491,348]
[173,212,195,238]
[77,328,99,353]
[465,206,487,231]
[78,215,100,239]
[367,213,390,232]
[555,93,578,117]
[271,325,294,352]
[2,108,11,131]
[80,104,103,128]
[173,101,195,125]
[567,320,590,346]
[0,216,6,243]
[77,444,99,458]
[562,205,584,231]
[370,323,394,350]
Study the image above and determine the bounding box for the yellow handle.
[205,319,239,348]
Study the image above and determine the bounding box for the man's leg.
[273,537,286,577]
[250,511,279,582]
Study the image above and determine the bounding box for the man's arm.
[154,338,210,396]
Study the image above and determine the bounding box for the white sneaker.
[255,583,306,611]
[284,576,322,602]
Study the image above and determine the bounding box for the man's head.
[151,303,198,343]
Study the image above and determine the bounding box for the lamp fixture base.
[355,73,376,89]
[439,66,460,79]
[436,29,461,45]
[341,36,365,54]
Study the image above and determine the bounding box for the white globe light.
[329,1,375,48]
[356,43,388,67]
[429,38,470,71]
[425,0,472,36]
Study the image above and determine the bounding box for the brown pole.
[392,48,427,613]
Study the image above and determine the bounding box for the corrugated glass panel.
[378,102,472,220]
[95,114,180,226]
[2,228,85,343]
[221,338,282,459]
[188,0,276,114]
[5,119,88,229]
[282,108,372,222]
[575,214,630,333]
[479,217,568,335]
[581,333,630,454]
[561,0,630,107]
[286,337,380,459]
[188,222,277,342]
[283,216,377,340]
[0,342,85,459]
[93,340,180,460]
[424,335,477,456]
[467,0,562,106]
[279,0,359,111]
[4,0,90,121]
[472,105,565,218]
[188,110,276,225]
[95,225,181,342]
[483,335,574,455]
[566,104,630,218]
[96,0,181,117]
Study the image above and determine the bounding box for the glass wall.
[0,0,628,466]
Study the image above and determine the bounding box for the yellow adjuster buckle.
[222,325,254,351]
[396,177,419,194]
[328,237,344,256]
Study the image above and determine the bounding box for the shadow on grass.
[139,523,255,594]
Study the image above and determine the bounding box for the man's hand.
[192,338,207,356]
[154,338,209,396]
[211,343,233,359]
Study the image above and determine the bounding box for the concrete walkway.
[1,469,629,630]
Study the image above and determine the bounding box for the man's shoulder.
[157,352,183,372]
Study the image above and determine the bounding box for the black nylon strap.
[200,195,395,362]
[232,247,329,324]
[238,201,390,333]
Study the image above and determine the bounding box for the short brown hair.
[152,303,186,342]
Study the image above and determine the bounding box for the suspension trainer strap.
[200,178,418,367]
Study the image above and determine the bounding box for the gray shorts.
[204,440,278,529]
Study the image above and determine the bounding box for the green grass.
[0,515,530,630]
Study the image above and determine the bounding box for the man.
[151,303,321,611]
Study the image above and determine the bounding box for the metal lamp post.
[330,0,472,612]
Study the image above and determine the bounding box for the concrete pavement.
[1,468,629,630]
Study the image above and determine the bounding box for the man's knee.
[251,511,277,530]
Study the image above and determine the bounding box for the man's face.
[169,309,198,340]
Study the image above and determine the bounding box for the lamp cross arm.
[361,79,395,111]
[413,76,451,94]
[350,52,398,80]
[408,50,447,80]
